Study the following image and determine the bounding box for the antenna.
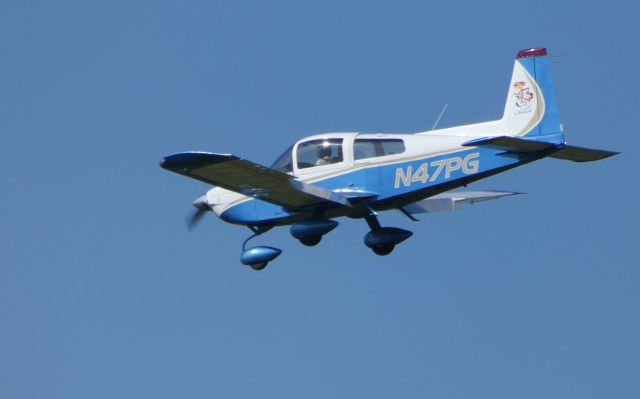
[431,103,448,131]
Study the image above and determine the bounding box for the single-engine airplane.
[161,48,617,270]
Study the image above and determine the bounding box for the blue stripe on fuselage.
[221,146,530,225]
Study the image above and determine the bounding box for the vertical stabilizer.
[502,48,563,142]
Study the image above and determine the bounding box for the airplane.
[160,47,617,270]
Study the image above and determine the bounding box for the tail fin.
[502,48,563,142]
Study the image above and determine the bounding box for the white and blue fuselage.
[161,48,616,269]
[211,130,558,226]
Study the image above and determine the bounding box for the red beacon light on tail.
[516,47,548,59]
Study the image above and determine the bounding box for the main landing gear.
[290,219,339,247]
[363,212,413,256]
[299,235,322,246]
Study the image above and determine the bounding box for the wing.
[403,190,520,213]
[160,152,350,209]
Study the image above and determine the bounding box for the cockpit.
[271,133,406,175]
[296,138,343,169]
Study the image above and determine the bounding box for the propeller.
[186,194,210,231]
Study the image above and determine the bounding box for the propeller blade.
[185,194,211,231]
[186,207,208,231]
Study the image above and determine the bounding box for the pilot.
[315,144,332,166]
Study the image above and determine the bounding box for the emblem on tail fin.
[513,81,534,111]
[513,81,534,112]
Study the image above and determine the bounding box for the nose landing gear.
[248,261,268,271]
[240,225,281,271]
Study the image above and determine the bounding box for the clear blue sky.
[1,1,638,398]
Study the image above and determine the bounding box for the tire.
[249,262,268,270]
[372,244,394,256]
[300,235,322,246]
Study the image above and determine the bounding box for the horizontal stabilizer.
[403,190,520,214]
[462,136,556,152]
[549,145,619,162]
[462,136,618,162]
[160,152,350,209]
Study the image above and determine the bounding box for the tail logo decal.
[512,81,534,113]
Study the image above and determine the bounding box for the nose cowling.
[192,195,209,210]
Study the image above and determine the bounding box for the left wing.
[160,152,350,209]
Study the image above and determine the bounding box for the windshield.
[270,145,294,173]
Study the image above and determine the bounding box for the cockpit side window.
[271,145,294,173]
[354,138,405,160]
[296,139,343,169]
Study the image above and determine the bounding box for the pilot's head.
[317,144,331,159]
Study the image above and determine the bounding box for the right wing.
[403,190,520,213]
[160,152,350,209]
